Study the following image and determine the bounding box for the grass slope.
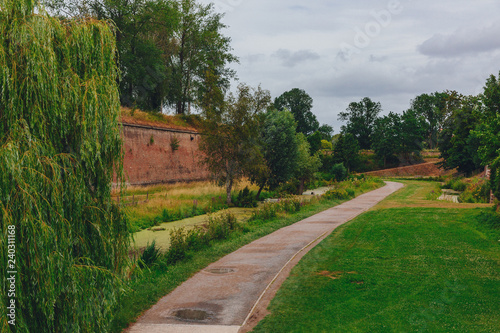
[253,204,500,332]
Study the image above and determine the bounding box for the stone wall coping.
[120,121,200,135]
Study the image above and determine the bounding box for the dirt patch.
[362,161,455,178]
[351,280,365,285]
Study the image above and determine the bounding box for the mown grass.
[253,196,500,332]
[110,179,384,332]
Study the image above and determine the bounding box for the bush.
[207,211,239,240]
[185,227,210,251]
[138,241,161,268]
[251,202,279,221]
[459,179,491,203]
[233,186,258,207]
[331,163,348,182]
[165,228,188,264]
[442,178,467,192]
[277,178,301,195]
[280,197,302,213]
[323,189,354,200]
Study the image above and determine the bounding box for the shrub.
[331,163,348,182]
[280,197,302,213]
[165,228,188,264]
[233,186,258,207]
[138,241,161,268]
[185,228,210,251]
[207,211,239,240]
[459,179,491,203]
[251,202,279,221]
[442,178,467,192]
[323,189,354,200]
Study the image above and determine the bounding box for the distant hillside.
[362,160,455,177]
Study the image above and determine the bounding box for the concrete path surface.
[126,182,404,333]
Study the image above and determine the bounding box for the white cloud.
[418,23,500,58]
[200,0,500,131]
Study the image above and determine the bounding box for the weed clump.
[139,241,161,268]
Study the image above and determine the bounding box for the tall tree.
[372,112,400,168]
[397,109,427,163]
[165,0,237,114]
[44,0,178,111]
[0,1,128,330]
[333,133,360,173]
[274,88,319,136]
[439,96,483,175]
[408,91,460,149]
[199,83,271,205]
[253,109,300,198]
[295,133,322,194]
[338,97,381,150]
[474,72,500,202]
[43,0,238,114]
[318,124,334,141]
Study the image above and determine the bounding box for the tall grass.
[0,1,128,331]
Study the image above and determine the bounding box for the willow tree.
[0,1,128,331]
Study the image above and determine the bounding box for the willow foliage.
[0,0,129,331]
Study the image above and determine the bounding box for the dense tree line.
[335,73,500,204]
[44,0,237,113]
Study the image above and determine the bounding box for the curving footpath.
[126,181,404,333]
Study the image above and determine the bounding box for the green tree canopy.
[307,131,322,154]
[397,109,427,163]
[165,0,238,114]
[338,97,381,150]
[274,88,319,136]
[372,112,400,168]
[333,132,360,173]
[318,124,334,141]
[0,1,128,330]
[408,91,461,149]
[199,83,271,204]
[253,108,300,197]
[474,72,500,200]
[439,95,483,175]
[44,0,238,114]
[295,133,322,194]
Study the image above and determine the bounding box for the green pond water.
[132,208,255,252]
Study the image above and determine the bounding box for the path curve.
[126,181,404,333]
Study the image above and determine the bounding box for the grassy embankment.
[111,178,384,332]
[253,180,500,332]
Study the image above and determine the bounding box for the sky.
[198,0,500,132]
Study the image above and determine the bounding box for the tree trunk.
[256,184,264,201]
[298,178,305,195]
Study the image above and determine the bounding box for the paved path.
[126,182,404,333]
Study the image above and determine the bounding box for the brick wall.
[121,123,210,186]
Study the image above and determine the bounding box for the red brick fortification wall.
[121,123,210,186]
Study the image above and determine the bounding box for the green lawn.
[253,207,500,332]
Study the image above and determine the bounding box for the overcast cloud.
[200,0,500,132]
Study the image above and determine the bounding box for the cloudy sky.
[198,0,500,132]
